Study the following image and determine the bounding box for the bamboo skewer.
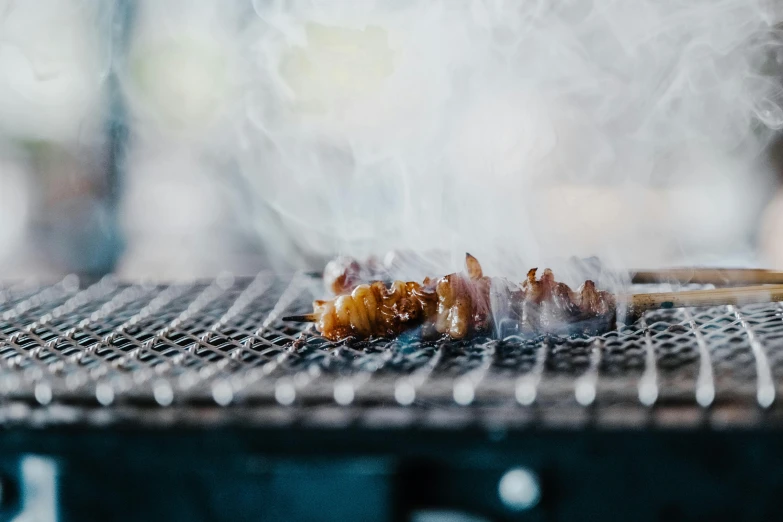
[628,284,783,316]
[631,268,783,286]
[282,314,317,322]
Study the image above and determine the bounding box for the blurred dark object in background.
[0,1,122,277]
[29,141,122,276]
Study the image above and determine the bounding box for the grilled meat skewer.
[286,254,616,341]
[292,255,783,342]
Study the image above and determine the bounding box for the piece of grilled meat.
[500,268,616,337]
[312,280,438,341]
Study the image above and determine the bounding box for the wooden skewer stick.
[631,268,783,286]
[282,314,318,322]
[628,284,783,316]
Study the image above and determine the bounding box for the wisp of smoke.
[240,0,783,283]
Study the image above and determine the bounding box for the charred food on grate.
[285,254,617,341]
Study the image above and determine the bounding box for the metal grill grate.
[0,272,781,425]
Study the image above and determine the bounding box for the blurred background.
[2,0,783,282]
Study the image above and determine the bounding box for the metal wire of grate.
[0,272,780,423]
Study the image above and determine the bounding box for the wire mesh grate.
[0,272,779,419]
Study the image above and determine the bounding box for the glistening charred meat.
[434,253,492,339]
[310,280,438,341]
[286,254,616,341]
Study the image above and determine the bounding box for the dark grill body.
[2,273,783,521]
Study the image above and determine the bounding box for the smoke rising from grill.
[241,0,783,283]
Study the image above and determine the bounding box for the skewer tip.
[282,314,317,323]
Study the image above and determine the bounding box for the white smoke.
[120,0,243,142]
[237,0,783,278]
[0,0,113,144]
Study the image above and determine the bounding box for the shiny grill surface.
[0,272,782,427]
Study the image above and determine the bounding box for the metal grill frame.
[0,272,781,428]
